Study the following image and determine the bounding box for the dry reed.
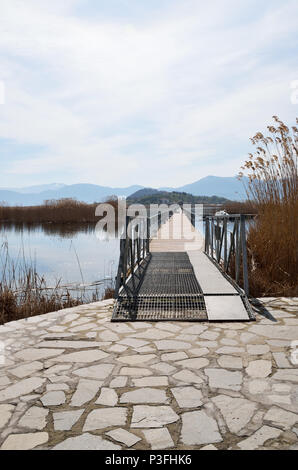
[239,116,298,297]
[0,198,118,224]
[223,200,258,215]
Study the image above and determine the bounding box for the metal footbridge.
[112,209,255,322]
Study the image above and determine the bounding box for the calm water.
[0,216,253,299]
[0,223,120,297]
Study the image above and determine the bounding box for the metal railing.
[114,211,172,298]
[204,215,251,296]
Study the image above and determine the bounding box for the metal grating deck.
[112,252,208,321]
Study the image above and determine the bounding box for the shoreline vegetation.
[240,116,297,298]
[0,242,114,325]
[0,242,80,325]
[223,200,258,215]
[0,198,118,224]
[0,194,243,225]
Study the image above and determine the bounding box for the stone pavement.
[0,297,297,450]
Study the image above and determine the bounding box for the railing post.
[240,214,249,296]
[191,205,195,226]
[235,219,240,283]
[114,237,125,297]
[207,217,210,255]
[158,212,161,231]
[136,223,141,268]
[217,218,224,263]
[129,234,136,295]
[205,217,209,254]
[211,217,214,259]
[123,215,130,286]
[147,216,150,253]
[142,219,146,258]
[216,218,220,261]
[223,217,227,271]
[227,221,236,274]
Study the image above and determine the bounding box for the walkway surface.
[0,297,297,450]
[120,210,251,322]
[150,211,204,252]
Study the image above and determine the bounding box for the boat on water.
[215,209,229,216]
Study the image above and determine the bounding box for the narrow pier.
[113,210,253,322]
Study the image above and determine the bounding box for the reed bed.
[0,198,118,224]
[0,242,104,325]
[0,198,118,324]
[102,287,115,300]
[223,200,258,215]
[239,116,298,297]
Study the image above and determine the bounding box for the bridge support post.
[223,217,227,271]
[115,238,125,297]
[211,217,214,259]
[146,217,150,253]
[205,217,209,254]
[191,206,195,226]
[240,215,249,296]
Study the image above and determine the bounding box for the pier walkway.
[113,210,253,322]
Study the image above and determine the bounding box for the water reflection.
[0,222,120,299]
[1,222,103,238]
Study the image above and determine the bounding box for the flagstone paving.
[0,297,297,450]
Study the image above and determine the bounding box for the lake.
[0,222,120,299]
[0,215,252,301]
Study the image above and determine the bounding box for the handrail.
[204,214,250,296]
[114,211,172,298]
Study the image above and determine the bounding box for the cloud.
[0,0,297,187]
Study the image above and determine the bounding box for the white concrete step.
[204,295,250,321]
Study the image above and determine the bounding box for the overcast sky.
[0,0,297,188]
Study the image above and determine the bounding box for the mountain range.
[0,176,247,206]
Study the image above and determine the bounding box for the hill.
[127,189,229,205]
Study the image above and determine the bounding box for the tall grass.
[0,198,119,324]
[239,116,298,297]
[102,286,115,300]
[0,242,101,325]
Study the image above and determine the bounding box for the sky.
[0,0,297,189]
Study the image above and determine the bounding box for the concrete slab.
[205,296,249,321]
[187,251,237,294]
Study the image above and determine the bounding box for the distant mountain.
[17,183,67,194]
[0,184,144,206]
[0,176,247,206]
[172,176,247,200]
[0,183,67,194]
[39,184,144,202]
